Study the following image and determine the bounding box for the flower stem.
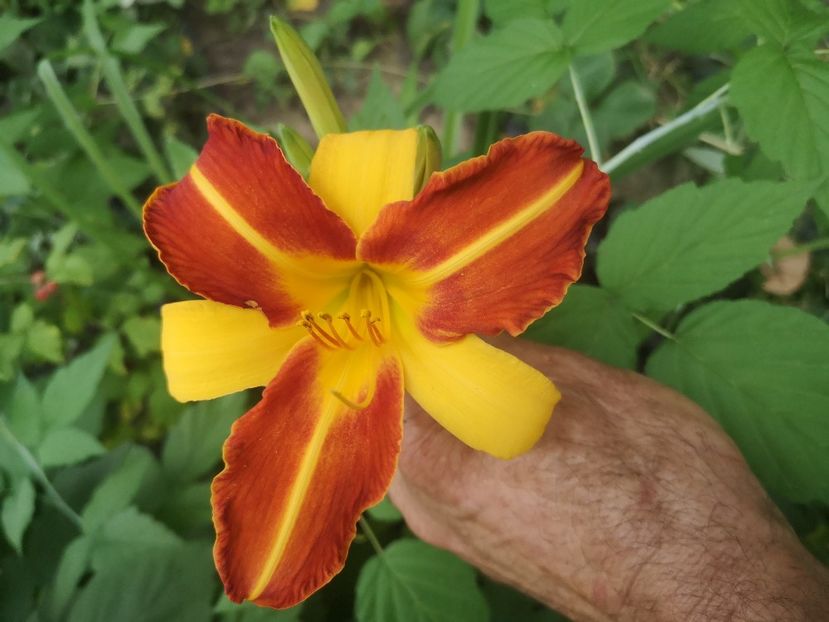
[632,312,677,342]
[359,515,384,557]
[442,0,479,157]
[569,65,601,167]
[603,84,730,175]
[0,418,83,530]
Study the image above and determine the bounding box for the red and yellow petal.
[359,132,610,340]
[144,115,358,327]
[212,339,403,608]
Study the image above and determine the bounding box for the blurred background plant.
[0,1,828,621]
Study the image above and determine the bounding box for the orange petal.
[144,115,358,327]
[359,133,610,340]
[212,339,403,608]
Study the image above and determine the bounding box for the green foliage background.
[1,0,828,620]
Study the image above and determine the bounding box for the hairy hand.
[390,337,829,622]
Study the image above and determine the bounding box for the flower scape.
[143,114,610,608]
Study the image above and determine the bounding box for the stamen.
[367,319,384,346]
[318,313,352,349]
[338,313,363,341]
[299,320,335,349]
[299,310,340,348]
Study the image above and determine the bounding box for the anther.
[298,311,340,348]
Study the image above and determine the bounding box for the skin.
[390,337,829,621]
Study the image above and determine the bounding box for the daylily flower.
[144,114,610,609]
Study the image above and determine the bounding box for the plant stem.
[632,312,677,341]
[773,237,829,258]
[37,60,142,218]
[0,418,84,531]
[603,84,730,175]
[359,516,384,557]
[442,0,479,158]
[569,65,602,166]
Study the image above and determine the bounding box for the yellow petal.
[309,128,425,237]
[161,300,304,402]
[398,328,559,459]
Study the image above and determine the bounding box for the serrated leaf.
[646,0,750,54]
[350,68,407,130]
[646,301,829,502]
[38,427,105,468]
[81,446,161,531]
[596,179,808,310]
[731,44,829,218]
[356,539,489,622]
[68,542,215,622]
[1,477,35,554]
[162,392,247,483]
[90,507,180,572]
[562,0,671,55]
[737,0,828,48]
[432,19,567,112]
[42,334,116,427]
[524,285,642,369]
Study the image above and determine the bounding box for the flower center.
[297,269,390,351]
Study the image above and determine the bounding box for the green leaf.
[1,477,35,554]
[163,134,198,179]
[593,80,656,146]
[646,300,829,502]
[42,334,116,427]
[645,0,750,54]
[350,68,407,130]
[50,536,92,620]
[367,495,403,522]
[90,507,180,572]
[162,392,247,483]
[737,0,828,48]
[24,320,63,364]
[524,285,642,369]
[81,446,161,531]
[596,179,809,310]
[122,316,161,357]
[0,147,30,196]
[37,427,105,468]
[562,0,671,55]
[5,374,42,447]
[0,334,24,382]
[432,19,567,112]
[68,542,215,622]
[215,594,303,621]
[483,0,549,25]
[112,22,167,55]
[0,237,26,269]
[356,539,489,622]
[731,45,829,218]
[0,15,40,53]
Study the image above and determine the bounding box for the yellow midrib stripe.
[190,166,294,269]
[409,161,584,286]
[247,396,336,600]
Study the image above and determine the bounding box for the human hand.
[390,337,829,621]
